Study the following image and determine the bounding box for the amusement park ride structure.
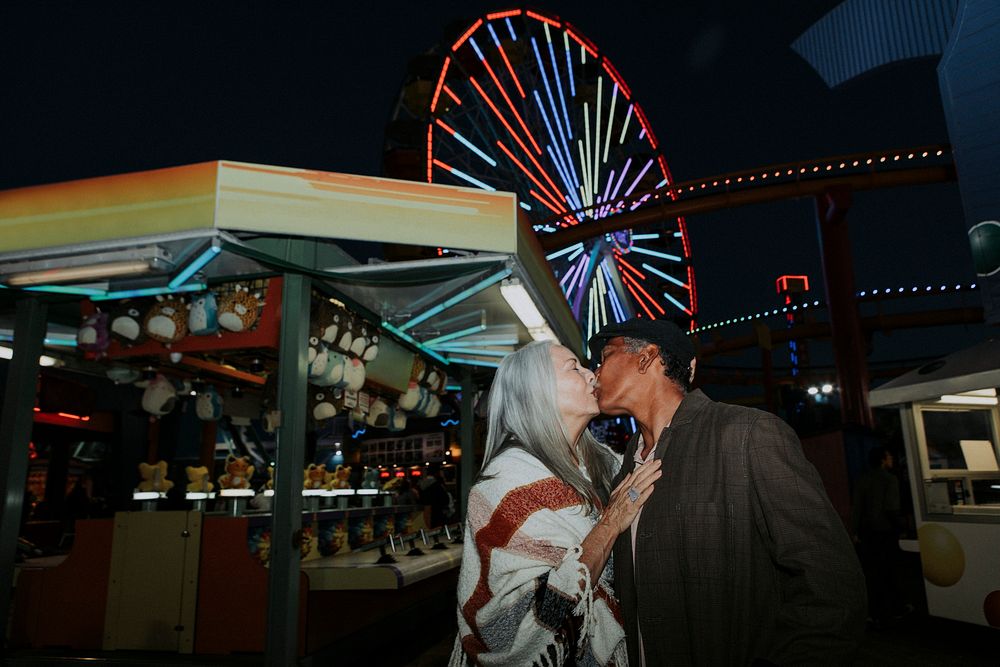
[383,7,967,429]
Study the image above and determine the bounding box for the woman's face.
[550,344,599,423]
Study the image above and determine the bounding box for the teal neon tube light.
[426,347,508,357]
[447,356,502,369]
[399,267,511,332]
[433,336,519,348]
[423,324,486,347]
[381,321,450,366]
[168,245,221,289]
[16,285,107,296]
[91,283,206,302]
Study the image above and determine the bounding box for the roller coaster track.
[538,144,955,252]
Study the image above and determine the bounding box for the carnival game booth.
[869,338,1000,630]
[0,161,582,662]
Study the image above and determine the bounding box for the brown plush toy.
[137,461,174,493]
[217,284,262,333]
[218,454,255,490]
[143,296,188,344]
[303,463,327,490]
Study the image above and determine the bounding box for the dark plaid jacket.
[611,390,866,666]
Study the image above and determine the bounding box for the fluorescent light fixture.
[500,279,557,341]
[400,267,511,332]
[381,321,450,366]
[937,395,999,406]
[0,345,59,367]
[7,260,153,286]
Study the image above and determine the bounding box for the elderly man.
[589,318,865,666]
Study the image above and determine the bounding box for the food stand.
[869,338,1000,629]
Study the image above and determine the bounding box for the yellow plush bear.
[303,463,327,490]
[217,454,255,490]
[185,465,214,493]
[137,461,174,493]
[326,464,352,490]
[266,465,275,490]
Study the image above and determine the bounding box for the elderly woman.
[450,341,661,666]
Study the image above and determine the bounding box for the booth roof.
[869,337,1000,407]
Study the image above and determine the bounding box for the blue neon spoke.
[630,246,682,262]
[546,242,583,260]
[449,166,497,191]
[642,262,687,287]
[451,131,497,166]
[505,17,517,41]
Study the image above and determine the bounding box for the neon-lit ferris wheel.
[385,8,697,341]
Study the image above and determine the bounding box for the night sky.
[1,2,986,373]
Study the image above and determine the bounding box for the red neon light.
[624,280,656,319]
[496,140,565,212]
[426,124,434,182]
[410,469,422,477]
[394,470,406,478]
[452,19,484,51]
[601,59,631,99]
[529,189,563,215]
[442,84,461,106]
[622,271,666,316]
[430,57,451,113]
[469,77,532,158]
[379,471,391,479]
[486,9,521,20]
[434,118,456,135]
[526,10,560,27]
[633,104,658,150]
[56,412,90,421]
[775,275,810,294]
[479,57,541,153]
[496,42,526,98]
[432,158,453,173]
[687,264,698,315]
[677,218,691,258]
[565,26,598,57]
[616,256,646,280]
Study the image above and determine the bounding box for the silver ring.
[627,487,640,503]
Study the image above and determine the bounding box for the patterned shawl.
[449,448,626,666]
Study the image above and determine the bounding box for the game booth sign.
[0,161,582,661]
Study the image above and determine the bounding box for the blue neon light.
[440,419,460,427]
[563,33,575,97]
[505,17,517,41]
[452,131,497,166]
[630,246,682,262]
[566,244,585,262]
[661,291,689,314]
[487,23,502,47]
[623,158,654,198]
[641,263,686,287]
[168,245,221,289]
[22,285,107,296]
[399,267,511,331]
[449,166,497,191]
[601,263,626,323]
[91,282,205,301]
[352,428,367,439]
[424,324,487,347]
[546,243,583,261]
[631,233,659,240]
[469,36,486,61]
[545,30,573,140]
[610,157,631,200]
[519,201,532,210]
[448,356,502,369]
[381,321,450,366]
[656,178,669,188]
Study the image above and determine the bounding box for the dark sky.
[0,2,984,366]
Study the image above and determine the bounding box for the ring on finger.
[627,487,640,503]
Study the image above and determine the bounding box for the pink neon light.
[565,25,598,57]
[601,59,631,99]
[452,19,484,51]
[496,42,526,98]
[526,10,560,27]
[430,57,451,113]
[487,9,522,19]
[442,84,461,105]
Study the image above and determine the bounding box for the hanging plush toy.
[332,314,355,354]
[143,295,188,344]
[188,291,220,336]
[308,388,340,425]
[308,334,330,381]
[109,300,146,346]
[106,366,141,385]
[361,330,380,363]
[141,374,179,416]
[195,385,224,421]
[77,310,110,354]
[365,397,391,428]
[217,284,262,333]
[312,299,344,346]
[387,404,407,432]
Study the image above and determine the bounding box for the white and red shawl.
[449,447,626,666]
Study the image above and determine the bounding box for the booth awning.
[0,161,581,365]
[869,337,1000,406]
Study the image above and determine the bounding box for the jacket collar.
[622,388,712,458]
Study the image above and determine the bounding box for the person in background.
[394,477,419,506]
[851,446,910,627]
[450,340,660,666]
[589,318,866,666]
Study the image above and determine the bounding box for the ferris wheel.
[384,8,697,342]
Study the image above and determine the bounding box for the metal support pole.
[265,272,310,666]
[815,187,873,428]
[0,297,48,657]
[458,366,476,521]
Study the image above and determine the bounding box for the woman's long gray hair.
[477,340,616,512]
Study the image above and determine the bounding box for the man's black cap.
[588,318,695,365]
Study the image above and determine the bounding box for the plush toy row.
[78,284,265,353]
